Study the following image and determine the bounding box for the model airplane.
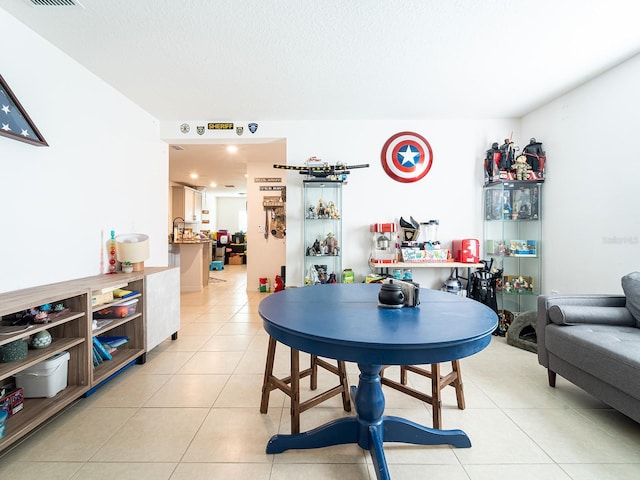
[273,160,369,179]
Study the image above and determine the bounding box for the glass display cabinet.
[303,180,342,284]
[483,181,542,314]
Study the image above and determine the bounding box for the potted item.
[122,261,133,273]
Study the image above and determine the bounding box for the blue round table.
[259,283,497,480]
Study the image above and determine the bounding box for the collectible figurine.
[511,155,532,180]
[327,273,337,284]
[312,239,321,254]
[316,199,326,218]
[325,232,337,254]
[327,201,340,219]
[499,138,516,171]
[522,138,544,172]
[485,142,501,181]
[307,204,316,219]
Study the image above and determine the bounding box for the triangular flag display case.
[0,73,48,147]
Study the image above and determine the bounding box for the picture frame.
[0,74,48,147]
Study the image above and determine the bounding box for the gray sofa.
[537,272,640,423]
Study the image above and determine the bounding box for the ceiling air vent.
[24,0,84,7]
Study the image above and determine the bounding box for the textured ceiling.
[3,0,640,194]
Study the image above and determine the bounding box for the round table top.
[259,283,498,365]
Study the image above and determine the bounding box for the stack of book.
[92,336,130,367]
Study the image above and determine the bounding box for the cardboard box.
[228,255,243,265]
[0,387,24,417]
[91,291,114,306]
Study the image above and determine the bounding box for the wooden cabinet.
[172,186,202,223]
[0,267,179,452]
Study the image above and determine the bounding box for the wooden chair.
[379,361,465,429]
[260,336,351,434]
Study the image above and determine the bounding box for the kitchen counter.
[168,240,212,292]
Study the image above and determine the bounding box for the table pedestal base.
[265,364,471,480]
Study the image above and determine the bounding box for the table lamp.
[115,233,150,272]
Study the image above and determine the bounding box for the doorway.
[168,139,287,291]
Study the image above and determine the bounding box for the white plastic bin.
[15,351,70,398]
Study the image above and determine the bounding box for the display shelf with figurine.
[483,181,543,314]
[303,180,342,284]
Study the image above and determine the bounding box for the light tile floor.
[2,265,640,479]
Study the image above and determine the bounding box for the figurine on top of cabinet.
[522,137,546,178]
[511,155,532,180]
[484,142,501,182]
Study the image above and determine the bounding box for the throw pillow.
[548,304,635,326]
[621,271,640,327]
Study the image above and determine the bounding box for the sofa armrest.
[537,294,626,368]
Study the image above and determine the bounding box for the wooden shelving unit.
[0,268,178,452]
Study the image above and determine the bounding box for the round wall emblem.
[380,131,433,183]
[180,123,190,134]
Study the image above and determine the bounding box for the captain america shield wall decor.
[380,131,433,183]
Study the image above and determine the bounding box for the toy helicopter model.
[274,157,369,181]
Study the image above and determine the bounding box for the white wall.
[216,197,246,234]
[247,146,287,290]
[0,10,168,293]
[522,53,640,295]
[163,119,517,290]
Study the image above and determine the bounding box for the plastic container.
[15,351,70,398]
[93,298,139,319]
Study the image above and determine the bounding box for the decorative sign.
[248,122,258,134]
[0,74,48,146]
[260,186,285,191]
[180,123,190,134]
[255,177,282,183]
[208,122,234,130]
[380,131,433,183]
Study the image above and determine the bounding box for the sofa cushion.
[548,305,635,326]
[545,323,640,400]
[622,272,640,327]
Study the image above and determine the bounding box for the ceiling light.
[209,182,217,187]
[226,145,238,153]
[190,173,198,179]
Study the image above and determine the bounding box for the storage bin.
[93,298,139,319]
[15,351,70,398]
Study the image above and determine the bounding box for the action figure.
[511,155,532,180]
[499,138,516,171]
[522,138,544,172]
[325,232,337,255]
[316,199,326,218]
[484,142,501,181]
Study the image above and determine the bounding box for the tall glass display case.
[483,181,542,314]
[303,180,342,284]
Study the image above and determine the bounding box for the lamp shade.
[115,234,150,265]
